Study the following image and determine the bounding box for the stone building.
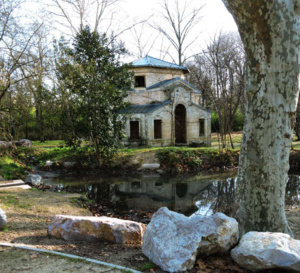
[120,55,212,146]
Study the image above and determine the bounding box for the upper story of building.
[126,55,202,106]
[130,55,189,90]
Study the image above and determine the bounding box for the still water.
[42,171,300,216]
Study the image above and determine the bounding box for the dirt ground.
[0,188,298,273]
[0,246,126,273]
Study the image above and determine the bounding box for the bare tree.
[48,0,147,41]
[0,0,42,104]
[48,0,119,36]
[130,20,158,59]
[188,32,246,149]
[153,0,205,65]
[18,24,54,142]
[222,0,299,235]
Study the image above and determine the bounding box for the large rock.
[231,232,300,271]
[25,174,43,186]
[142,207,239,272]
[0,208,7,231]
[48,215,146,244]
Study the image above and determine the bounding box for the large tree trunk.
[222,0,300,235]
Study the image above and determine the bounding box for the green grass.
[32,140,65,148]
[139,262,155,271]
[30,145,95,165]
[0,194,31,209]
[0,157,28,180]
[2,132,300,180]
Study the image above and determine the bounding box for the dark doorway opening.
[175,104,186,144]
[130,121,140,139]
[154,120,162,139]
[199,119,205,136]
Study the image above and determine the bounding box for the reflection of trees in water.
[195,178,237,216]
[88,182,111,203]
[53,183,90,193]
[50,173,300,215]
[286,175,300,207]
[195,175,300,216]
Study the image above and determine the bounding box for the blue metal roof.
[147,77,201,94]
[132,55,189,72]
[119,100,171,114]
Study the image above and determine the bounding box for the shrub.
[157,148,202,173]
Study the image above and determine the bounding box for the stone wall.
[124,90,167,105]
[130,67,185,89]
[122,86,211,147]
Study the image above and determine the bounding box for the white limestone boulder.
[25,174,43,186]
[231,232,300,271]
[48,215,146,244]
[142,207,239,272]
[0,208,7,231]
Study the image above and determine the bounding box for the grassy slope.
[2,132,300,180]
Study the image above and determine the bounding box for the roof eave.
[133,64,189,73]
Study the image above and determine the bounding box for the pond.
[42,171,300,218]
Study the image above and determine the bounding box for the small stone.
[45,160,53,167]
[30,254,38,259]
[0,209,7,230]
[231,232,300,271]
[25,174,43,186]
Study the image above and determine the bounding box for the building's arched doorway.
[175,104,186,144]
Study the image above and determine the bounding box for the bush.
[157,148,202,173]
[208,150,239,167]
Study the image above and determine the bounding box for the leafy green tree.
[56,26,133,166]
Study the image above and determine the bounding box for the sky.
[120,0,237,34]
[22,0,238,63]
[117,0,238,62]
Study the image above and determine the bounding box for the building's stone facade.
[121,56,211,146]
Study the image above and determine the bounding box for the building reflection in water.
[43,173,300,216]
